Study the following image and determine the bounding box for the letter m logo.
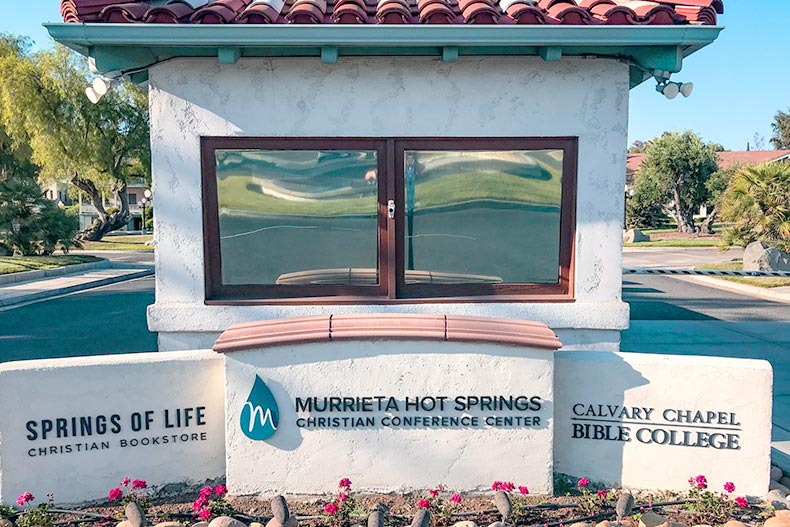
[240,375,280,441]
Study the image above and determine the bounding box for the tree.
[698,166,737,234]
[0,42,150,241]
[771,110,790,150]
[628,140,649,154]
[625,173,667,229]
[637,131,720,233]
[719,162,790,252]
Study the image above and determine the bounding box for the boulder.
[125,503,147,527]
[493,491,512,520]
[764,517,790,527]
[596,521,610,527]
[249,523,264,527]
[722,521,748,527]
[452,522,478,527]
[616,493,635,520]
[782,477,790,489]
[153,523,182,527]
[117,522,133,527]
[769,488,790,501]
[669,523,688,527]
[271,496,289,523]
[743,241,790,272]
[411,510,430,527]
[772,481,790,494]
[208,517,247,527]
[773,466,785,482]
[623,229,650,243]
[193,523,210,527]
[368,511,385,527]
[638,512,668,527]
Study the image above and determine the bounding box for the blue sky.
[4,0,788,151]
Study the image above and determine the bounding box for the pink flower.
[338,478,351,489]
[734,497,749,509]
[451,493,462,504]
[198,509,212,521]
[723,482,735,494]
[429,489,440,498]
[695,475,707,490]
[518,486,529,495]
[502,482,514,492]
[131,480,147,490]
[108,488,123,501]
[597,490,609,500]
[215,485,227,496]
[577,478,589,488]
[437,485,445,492]
[200,486,214,498]
[324,503,339,516]
[16,492,34,506]
[417,499,431,509]
[337,493,349,503]
[193,498,208,512]
[120,477,131,487]
[491,481,502,491]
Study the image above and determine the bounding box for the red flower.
[324,503,339,516]
[597,490,609,500]
[723,482,735,494]
[16,492,34,506]
[200,486,214,498]
[120,477,131,487]
[131,479,147,490]
[337,493,349,503]
[338,478,351,489]
[429,489,439,498]
[694,475,707,490]
[215,485,227,496]
[108,488,123,501]
[451,493,462,504]
[518,486,529,495]
[735,497,749,509]
[577,478,589,488]
[417,499,431,509]
[193,498,208,512]
[198,509,212,520]
[491,481,502,491]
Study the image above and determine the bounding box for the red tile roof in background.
[627,150,790,174]
[60,0,723,26]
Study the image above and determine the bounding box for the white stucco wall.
[147,56,630,350]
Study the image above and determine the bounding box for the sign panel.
[0,351,226,505]
[224,340,556,494]
[554,351,772,496]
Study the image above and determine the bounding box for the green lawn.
[0,255,101,275]
[79,234,154,252]
[695,260,790,288]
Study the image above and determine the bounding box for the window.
[202,137,577,303]
[129,193,138,205]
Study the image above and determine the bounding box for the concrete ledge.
[676,275,790,304]
[0,259,110,285]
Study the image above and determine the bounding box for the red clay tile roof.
[627,150,790,174]
[60,0,723,25]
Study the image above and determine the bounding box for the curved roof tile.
[61,0,723,25]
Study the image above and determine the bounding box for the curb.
[0,268,154,308]
[0,259,111,285]
[674,275,790,304]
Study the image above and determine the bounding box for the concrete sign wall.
[0,351,225,505]
[554,351,773,496]
[223,339,557,494]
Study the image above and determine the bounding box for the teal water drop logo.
[240,375,279,441]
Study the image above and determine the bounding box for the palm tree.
[720,162,790,252]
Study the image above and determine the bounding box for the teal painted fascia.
[46,23,722,87]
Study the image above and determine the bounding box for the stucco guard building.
[51,0,724,352]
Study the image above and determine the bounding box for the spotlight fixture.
[85,71,123,104]
[655,77,693,100]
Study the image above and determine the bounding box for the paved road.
[0,275,156,363]
[623,247,744,269]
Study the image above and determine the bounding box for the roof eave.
[45,23,724,88]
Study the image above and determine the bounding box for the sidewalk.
[0,262,154,309]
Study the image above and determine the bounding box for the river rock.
[616,493,635,520]
[638,512,668,527]
[690,524,712,527]
[569,523,591,527]
[209,517,247,527]
[596,521,610,527]
[493,491,512,520]
[782,477,790,489]
[623,229,650,243]
[192,523,210,527]
[769,489,790,502]
[722,521,748,527]
[117,522,133,527]
[271,496,290,523]
[670,522,687,527]
[368,511,385,527]
[764,518,790,527]
[743,241,790,272]
[125,503,147,527]
[773,466,785,482]
[777,511,790,519]
[250,523,264,527]
[452,522,478,527]
[1,520,14,527]
[772,481,790,494]
[411,510,430,527]
[154,523,183,527]
[487,522,507,527]
[266,518,296,527]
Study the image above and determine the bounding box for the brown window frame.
[201,136,577,304]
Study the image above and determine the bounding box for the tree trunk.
[668,186,697,233]
[698,206,718,235]
[71,174,131,241]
